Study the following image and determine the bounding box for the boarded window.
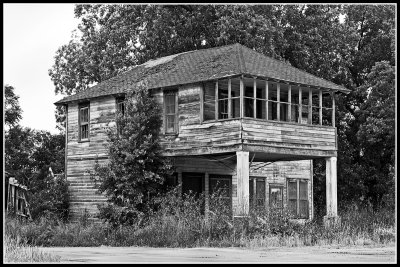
[287,179,309,219]
[164,91,178,134]
[79,104,89,141]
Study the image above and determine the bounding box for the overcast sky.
[4,3,79,133]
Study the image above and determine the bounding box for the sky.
[4,3,80,133]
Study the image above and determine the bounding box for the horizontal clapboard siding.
[242,118,337,151]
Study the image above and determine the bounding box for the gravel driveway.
[42,245,395,263]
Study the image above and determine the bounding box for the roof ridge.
[235,43,246,74]
[240,44,347,90]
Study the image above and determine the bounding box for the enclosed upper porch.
[161,75,339,160]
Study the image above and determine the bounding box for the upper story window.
[116,97,125,135]
[201,77,335,127]
[79,103,90,141]
[116,97,125,116]
[164,90,178,134]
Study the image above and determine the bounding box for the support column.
[277,83,280,121]
[240,76,244,118]
[215,81,219,120]
[331,91,336,127]
[253,78,257,118]
[234,151,250,217]
[265,80,269,120]
[324,157,341,227]
[298,87,302,123]
[308,87,312,124]
[288,84,291,122]
[228,78,232,119]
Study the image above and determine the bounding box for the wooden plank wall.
[242,118,336,151]
[159,84,242,155]
[67,96,116,221]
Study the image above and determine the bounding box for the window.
[269,185,283,210]
[79,103,89,141]
[116,97,125,116]
[116,97,125,135]
[209,175,232,210]
[218,90,236,119]
[249,178,266,209]
[209,175,231,199]
[244,87,263,118]
[287,179,309,219]
[164,90,178,134]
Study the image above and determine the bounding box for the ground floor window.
[269,184,284,211]
[287,179,309,219]
[209,175,232,210]
[249,177,266,209]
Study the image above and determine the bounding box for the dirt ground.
[42,245,396,263]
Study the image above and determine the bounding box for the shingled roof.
[55,43,350,105]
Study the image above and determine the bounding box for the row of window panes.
[204,98,333,125]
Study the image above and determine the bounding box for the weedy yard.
[4,192,395,256]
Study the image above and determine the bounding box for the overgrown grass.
[4,233,61,263]
[4,191,395,249]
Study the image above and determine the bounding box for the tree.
[4,85,22,128]
[5,126,68,220]
[93,82,173,225]
[353,61,395,208]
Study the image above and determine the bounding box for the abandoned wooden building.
[55,43,349,225]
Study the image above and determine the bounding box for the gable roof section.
[55,43,350,105]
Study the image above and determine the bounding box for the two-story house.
[55,43,349,225]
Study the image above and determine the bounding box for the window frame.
[163,89,179,135]
[115,96,125,135]
[269,184,284,210]
[287,179,309,219]
[209,175,232,200]
[249,177,267,209]
[78,103,90,142]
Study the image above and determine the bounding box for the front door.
[182,172,204,197]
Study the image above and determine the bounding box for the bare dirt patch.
[42,245,395,263]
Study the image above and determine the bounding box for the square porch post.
[324,156,341,227]
[233,151,250,217]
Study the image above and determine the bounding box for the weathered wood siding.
[242,118,337,157]
[160,84,242,156]
[66,95,116,221]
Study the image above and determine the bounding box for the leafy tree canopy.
[4,85,22,128]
